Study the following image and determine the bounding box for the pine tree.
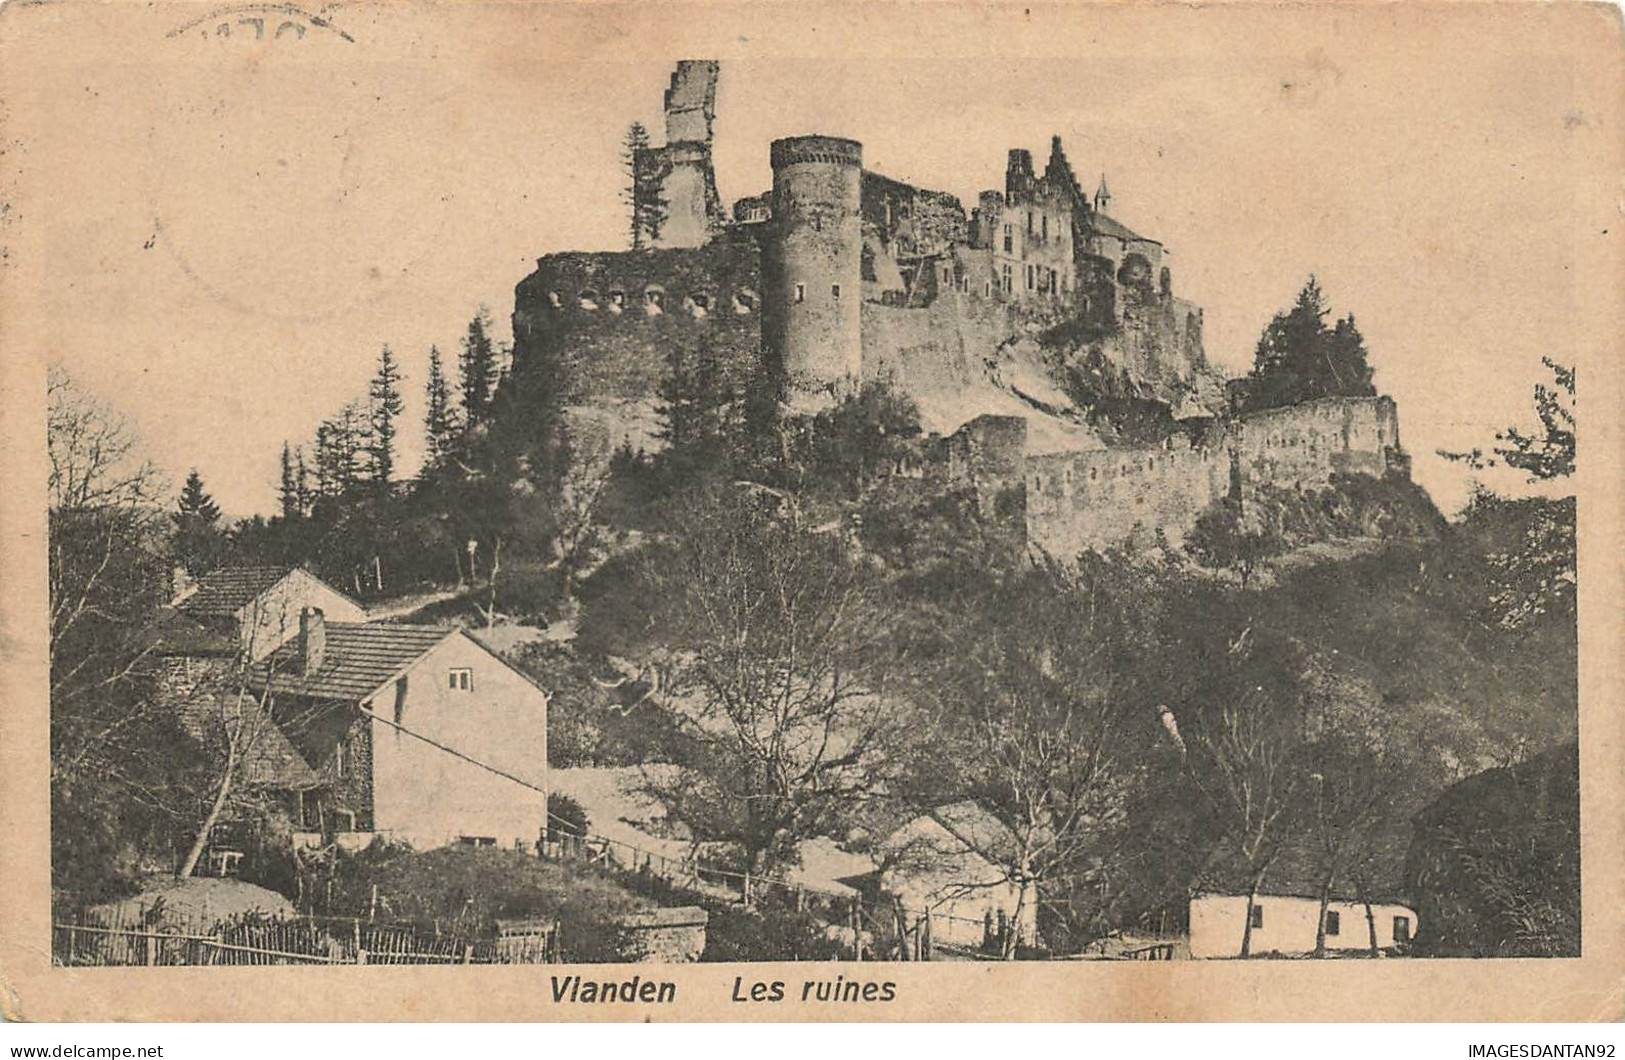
[423,344,461,468]
[458,308,499,430]
[294,446,312,515]
[176,468,221,525]
[367,344,405,489]
[623,122,666,249]
[1243,276,1377,411]
[279,442,300,520]
[654,339,734,488]
[172,468,224,575]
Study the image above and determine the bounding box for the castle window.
[1026,210,1034,235]
[608,290,625,313]
[984,281,992,297]
[794,283,805,304]
[1026,265,1035,291]
[733,289,757,314]
[1002,224,1013,253]
[548,291,562,308]
[578,289,600,311]
[1041,214,1049,240]
[1090,467,1098,481]
[689,293,711,317]
[644,287,666,313]
[1001,265,1012,293]
[831,284,841,300]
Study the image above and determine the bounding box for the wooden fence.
[52,905,559,967]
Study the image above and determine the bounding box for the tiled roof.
[1087,211,1159,246]
[178,566,294,617]
[253,622,454,703]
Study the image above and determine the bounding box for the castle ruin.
[511,61,1410,554]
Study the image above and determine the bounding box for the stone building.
[511,60,1410,556]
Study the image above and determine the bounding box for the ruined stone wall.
[1025,441,1231,554]
[1230,396,1402,496]
[859,290,1010,394]
[512,243,764,401]
[937,395,1406,557]
[649,61,724,249]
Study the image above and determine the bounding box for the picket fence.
[52,905,559,967]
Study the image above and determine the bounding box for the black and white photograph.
[2,0,1619,1024]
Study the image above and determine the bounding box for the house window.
[1249,904,1264,929]
[448,668,472,692]
[457,835,496,848]
[1325,910,1341,936]
[794,283,805,304]
[831,284,841,300]
[1393,915,1411,943]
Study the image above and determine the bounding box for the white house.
[878,801,1032,950]
[176,566,367,660]
[1189,892,1418,959]
[251,610,550,851]
[1188,837,1418,959]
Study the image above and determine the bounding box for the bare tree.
[637,488,913,874]
[1188,690,1305,958]
[927,557,1160,957]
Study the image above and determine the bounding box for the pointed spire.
[1094,173,1112,213]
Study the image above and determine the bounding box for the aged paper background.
[0,0,1621,1021]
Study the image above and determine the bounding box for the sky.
[7,2,1614,518]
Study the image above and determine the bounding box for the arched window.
[578,289,600,310]
[644,287,666,315]
[733,289,757,314]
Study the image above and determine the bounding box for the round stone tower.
[768,135,863,393]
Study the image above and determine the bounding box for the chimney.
[299,607,326,675]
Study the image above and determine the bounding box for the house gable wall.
[237,571,367,661]
[366,633,548,850]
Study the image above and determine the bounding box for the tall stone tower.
[646,60,724,249]
[767,135,864,393]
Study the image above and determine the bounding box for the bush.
[548,793,589,839]
[699,896,849,962]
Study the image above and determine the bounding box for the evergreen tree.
[1243,276,1377,411]
[294,446,312,516]
[278,442,300,520]
[622,122,666,249]
[367,344,405,489]
[172,468,224,575]
[458,308,500,430]
[423,344,461,468]
[654,339,734,488]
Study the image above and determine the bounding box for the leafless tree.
[928,558,1158,958]
[1188,690,1305,958]
[637,489,913,874]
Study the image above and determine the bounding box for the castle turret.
[768,135,864,392]
[1094,173,1113,214]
